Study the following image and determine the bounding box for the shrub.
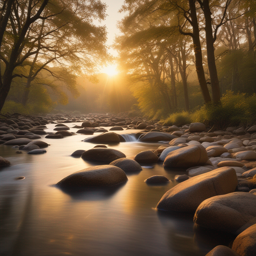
[162,111,191,126]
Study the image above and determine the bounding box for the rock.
[232,223,256,256]
[144,175,169,185]
[189,122,206,132]
[54,126,70,131]
[157,167,237,213]
[234,151,256,160]
[22,144,40,151]
[110,126,123,131]
[138,132,176,142]
[136,122,147,129]
[76,129,94,135]
[206,145,228,157]
[187,166,214,177]
[28,140,48,148]
[174,174,189,182]
[169,137,187,146]
[4,138,31,145]
[164,145,209,168]
[45,133,63,139]
[82,148,125,163]
[57,165,127,188]
[27,149,47,154]
[84,132,121,144]
[194,192,256,234]
[0,156,11,167]
[224,139,243,150]
[159,146,180,161]
[188,135,201,141]
[247,125,256,133]
[55,131,73,137]
[217,160,244,168]
[206,245,239,256]
[200,137,215,143]
[109,158,142,173]
[134,150,158,164]
[82,121,91,127]
[242,167,256,178]
[71,150,85,158]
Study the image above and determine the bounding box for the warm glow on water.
[101,64,119,77]
[0,124,233,256]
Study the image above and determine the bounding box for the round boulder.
[57,165,128,188]
[4,138,31,145]
[189,122,206,132]
[0,156,11,167]
[164,145,209,168]
[84,132,121,144]
[138,132,176,142]
[144,175,169,185]
[82,148,126,164]
[134,150,158,164]
[157,167,237,213]
[110,158,142,173]
[71,150,86,158]
[206,245,239,256]
[159,146,180,161]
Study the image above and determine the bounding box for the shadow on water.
[54,182,127,201]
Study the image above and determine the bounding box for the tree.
[0,0,108,112]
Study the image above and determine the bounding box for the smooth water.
[0,124,232,256]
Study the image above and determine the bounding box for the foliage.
[161,111,191,126]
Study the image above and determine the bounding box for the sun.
[101,64,119,77]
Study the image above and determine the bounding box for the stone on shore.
[233,151,256,160]
[194,192,256,234]
[138,132,176,142]
[242,167,256,178]
[169,137,187,146]
[189,122,206,132]
[232,223,256,256]
[206,145,228,157]
[0,156,11,167]
[217,160,244,168]
[187,166,214,177]
[157,167,237,213]
[164,145,209,168]
[57,165,127,188]
[110,158,142,173]
[159,146,180,161]
[84,132,121,144]
[206,245,239,256]
[82,148,126,163]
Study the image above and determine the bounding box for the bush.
[162,111,191,126]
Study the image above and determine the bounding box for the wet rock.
[134,150,158,164]
[136,122,147,129]
[174,174,189,182]
[242,167,256,178]
[110,158,142,173]
[189,122,206,132]
[217,160,244,168]
[234,151,256,160]
[157,167,237,213]
[76,128,94,135]
[57,165,127,188]
[84,132,121,144]
[82,121,91,127]
[82,148,125,163]
[71,150,86,158]
[139,132,176,143]
[45,133,63,139]
[164,145,209,168]
[232,223,256,256]
[169,137,187,146]
[110,126,123,131]
[159,146,180,161]
[28,149,47,154]
[144,175,169,185]
[206,145,228,157]
[187,166,214,177]
[55,131,73,137]
[206,245,239,256]
[4,138,31,145]
[0,156,11,167]
[194,192,256,234]
[22,144,40,151]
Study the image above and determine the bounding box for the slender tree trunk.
[189,0,212,104]
[245,17,253,51]
[181,47,189,111]
[22,78,32,106]
[170,55,177,110]
[203,0,221,104]
[0,70,13,111]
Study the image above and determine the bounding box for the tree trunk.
[181,46,189,111]
[203,0,221,104]
[22,79,32,106]
[170,55,177,110]
[189,0,212,104]
[0,70,13,111]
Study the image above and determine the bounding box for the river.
[0,123,233,256]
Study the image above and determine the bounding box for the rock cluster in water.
[1,113,256,255]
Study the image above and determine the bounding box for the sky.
[101,0,125,56]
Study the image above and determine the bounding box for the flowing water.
[0,124,233,256]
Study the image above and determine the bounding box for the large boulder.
[134,150,158,164]
[232,223,256,256]
[206,245,239,256]
[4,138,31,145]
[189,122,206,132]
[84,132,121,144]
[0,156,11,167]
[81,148,126,163]
[157,167,237,213]
[109,158,142,173]
[57,165,127,188]
[138,132,176,142]
[159,146,180,161]
[164,145,209,168]
[194,192,256,234]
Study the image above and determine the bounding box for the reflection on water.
[0,124,228,256]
